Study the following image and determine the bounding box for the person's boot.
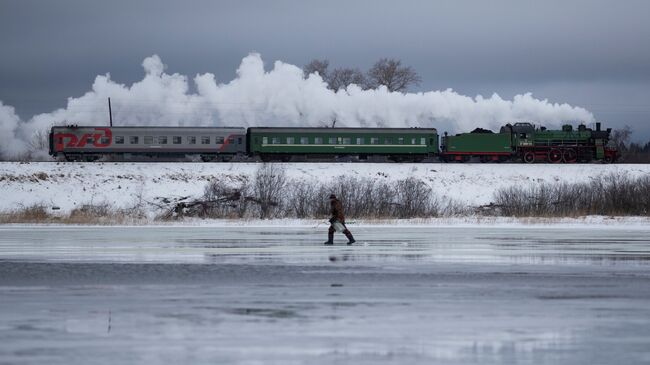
[344,231,356,245]
[324,232,334,245]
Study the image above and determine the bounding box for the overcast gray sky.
[1,0,649,139]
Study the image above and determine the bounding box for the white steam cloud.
[0,53,594,159]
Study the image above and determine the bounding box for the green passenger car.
[248,127,438,161]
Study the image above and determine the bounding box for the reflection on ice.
[1,226,649,268]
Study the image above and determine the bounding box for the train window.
[315,137,323,144]
[86,137,93,144]
[188,136,196,144]
[328,137,336,144]
[173,136,182,144]
[228,137,235,144]
[144,136,153,144]
[384,138,392,144]
[272,137,280,144]
[130,136,139,144]
[158,136,168,144]
[342,137,351,144]
[216,136,225,144]
[262,137,268,145]
[398,137,404,145]
[238,138,242,144]
[420,138,426,145]
[371,137,379,145]
[286,137,295,144]
[356,137,363,145]
[520,133,527,138]
[300,137,308,144]
[201,136,210,144]
[411,138,416,145]
[100,136,110,144]
[115,136,125,144]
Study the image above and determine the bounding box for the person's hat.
[329,194,336,199]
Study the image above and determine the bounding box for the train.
[48,122,618,163]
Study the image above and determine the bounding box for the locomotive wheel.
[548,149,562,163]
[562,148,577,163]
[523,152,535,163]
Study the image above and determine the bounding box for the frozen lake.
[1,225,650,364]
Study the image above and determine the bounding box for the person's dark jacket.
[330,198,345,223]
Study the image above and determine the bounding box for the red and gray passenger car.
[49,126,247,161]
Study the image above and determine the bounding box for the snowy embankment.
[1,162,649,222]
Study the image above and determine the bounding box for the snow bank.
[2,162,649,219]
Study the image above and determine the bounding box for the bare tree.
[25,128,51,160]
[28,129,49,151]
[303,59,330,80]
[366,58,421,92]
[610,125,632,160]
[328,68,366,91]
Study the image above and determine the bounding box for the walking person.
[324,194,355,245]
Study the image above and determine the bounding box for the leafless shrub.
[439,199,472,216]
[393,177,433,218]
[494,173,650,217]
[201,179,242,218]
[156,164,286,221]
[289,180,319,218]
[156,179,250,220]
[254,163,287,219]
[319,176,443,219]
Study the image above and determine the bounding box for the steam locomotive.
[49,122,617,163]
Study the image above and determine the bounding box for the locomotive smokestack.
[596,122,601,131]
[108,97,113,127]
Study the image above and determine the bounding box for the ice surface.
[1,225,650,364]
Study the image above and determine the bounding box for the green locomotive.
[248,127,438,162]
[441,122,617,163]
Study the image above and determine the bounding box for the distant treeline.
[611,126,650,163]
[618,142,650,163]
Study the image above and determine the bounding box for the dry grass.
[0,204,52,223]
[0,203,147,225]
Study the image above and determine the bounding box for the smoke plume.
[0,53,594,160]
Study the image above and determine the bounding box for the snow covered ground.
[1,162,649,219]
